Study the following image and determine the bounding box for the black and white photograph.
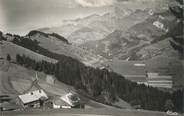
[0,0,183,116]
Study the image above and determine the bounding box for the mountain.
[80,9,177,61]
[37,1,178,68]
[38,0,172,45]
[39,12,116,45]
[115,8,153,32]
[39,24,82,39]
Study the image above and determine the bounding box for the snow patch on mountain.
[153,21,168,32]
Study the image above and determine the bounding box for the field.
[107,56,184,89]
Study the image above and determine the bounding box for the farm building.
[44,97,72,109]
[53,98,71,109]
[45,93,84,109]
[46,97,72,109]
[60,92,84,108]
[16,89,48,109]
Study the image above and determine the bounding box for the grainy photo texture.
[0,0,183,116]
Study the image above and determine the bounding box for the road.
[3,108,179,116]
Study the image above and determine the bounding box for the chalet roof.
[60,93,80,107]
[18,90,48,104]
[53,99,70,106]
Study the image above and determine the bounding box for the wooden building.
[16,89,48,109]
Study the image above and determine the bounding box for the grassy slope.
[107,56,184,88]
[0,59,131,109]
[29,33,104,67]
[0,40,57,63]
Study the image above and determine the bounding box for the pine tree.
[169,0,184,58]
[164,99,174,111]
[6,54,11,61]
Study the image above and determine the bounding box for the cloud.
[75,0,113,7]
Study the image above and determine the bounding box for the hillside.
[1,31,104,67]
[104,56,184,88]
[0,40,57,63]
[39,0,172,46]
[26,30,105,67]
[1,0,183,114]
[39,13,116,45]
[80,9,177,61]
[0,31,131,109]
[14,52,183,112]
[37,0,175,62]
[0,30,183,112]
[0,60,128,109]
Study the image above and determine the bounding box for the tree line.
[11,35,72,61]
[27,30,69,44]
[169,0,183,59]
[15,54,183,112]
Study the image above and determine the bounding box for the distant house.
[16,89,48,109]
[52,98,72,109]
[60,92,83,108]
[46,93,84,109]
[153,21,168,32]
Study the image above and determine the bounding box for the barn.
[16,89,48,109]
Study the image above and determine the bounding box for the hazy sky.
[0,0,113,35]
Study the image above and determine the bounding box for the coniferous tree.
[0,31,2,41]
[6,54,11,61]
[169,0,184,58]
[15,54,184,112]
[164,99,174,111]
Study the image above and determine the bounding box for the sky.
[0,0,114,35]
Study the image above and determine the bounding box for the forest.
[15,54,183,112]
[11,34,71,61]
[27,30,70,44]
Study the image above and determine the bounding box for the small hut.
[46,75,55,85]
